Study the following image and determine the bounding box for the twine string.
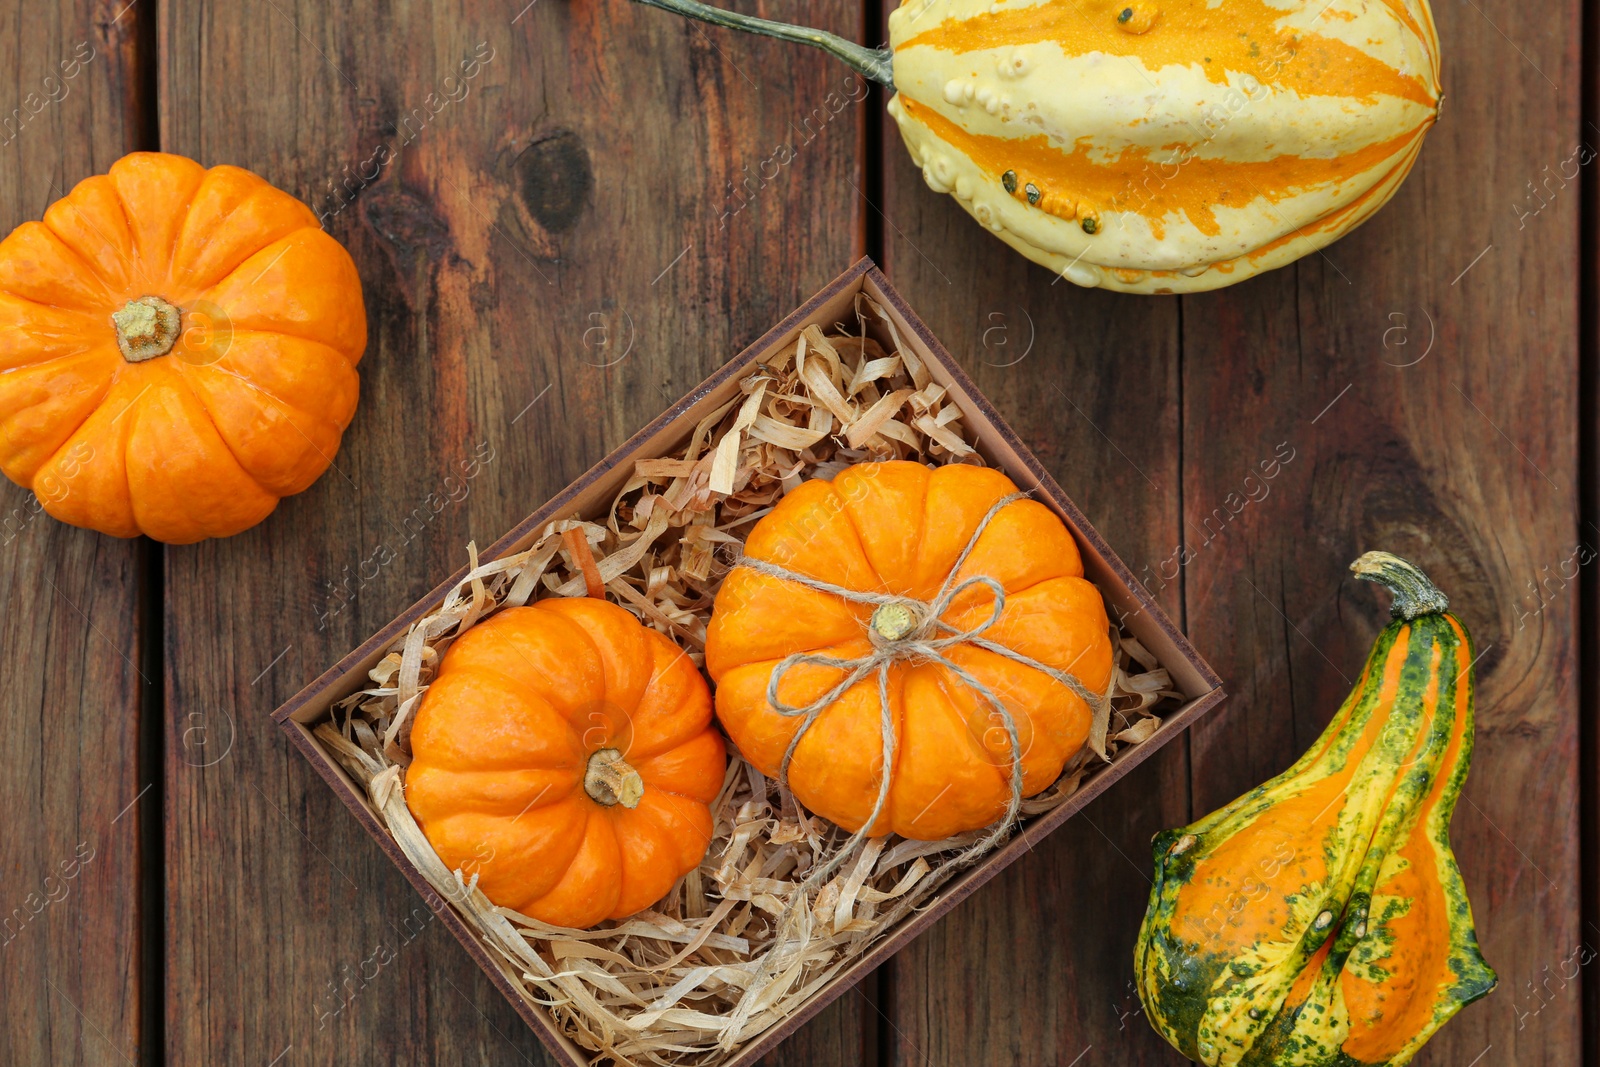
[733,492,1112,892]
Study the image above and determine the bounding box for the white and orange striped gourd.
[633,0,1441,293]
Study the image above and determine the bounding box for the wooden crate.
[272,257,1226,1066]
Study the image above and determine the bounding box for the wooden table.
[1,1,1586,1064]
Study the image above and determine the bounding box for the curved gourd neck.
[629,0,896,88]
[1351,551,1450,621]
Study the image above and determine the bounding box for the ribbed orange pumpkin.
[406,597,727,928]
[705,461,1112,840]
[0,151,366,542]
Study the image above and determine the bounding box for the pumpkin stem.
[1350,551,1450,621]
[584,748,645,809]
[112,296,182,362]
[869,601,922,643]
[629,0,895,88]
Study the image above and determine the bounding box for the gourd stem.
[869,601,921,643]
[584,747,645,809]
[629,0,895,88]
[112,295,181,362]
[1350,551,1450,620]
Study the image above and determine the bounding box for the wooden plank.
[878,6,1583,1067]
[0,4,152,1066]
[1583,0,1599,1051]
[157,0,868,1062]
[876,95,1189,1066]
[1178,0,1582,1063]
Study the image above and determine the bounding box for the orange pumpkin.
[405,597,727,928]
[0,151,366,543]
[705,460,1112,840]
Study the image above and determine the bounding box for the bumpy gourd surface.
[406,598,726,929]
[0,152,366,542]
[1135,611,1495,1065]
[886,0,1440,293]
[705,461,1112,840]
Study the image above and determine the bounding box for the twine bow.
[734,492,1113,889]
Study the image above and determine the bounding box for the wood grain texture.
[876,91,1191,1065]
[156,0,870,1061]
[878,3,1583,1067]
[0,0,1553,1064]
[1582,0,1599,1050]
[1178,0,1582,1060]
[0,3,151,1065]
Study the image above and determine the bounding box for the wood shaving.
[315,293,1184,1065]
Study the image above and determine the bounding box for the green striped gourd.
[1134,552,1495,1065]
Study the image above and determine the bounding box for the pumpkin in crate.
[630,0,1440,293]
[705,460,1112,840]
[1135,552,1496,1066]
[405,597,727,929]
[0,151,366,542]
